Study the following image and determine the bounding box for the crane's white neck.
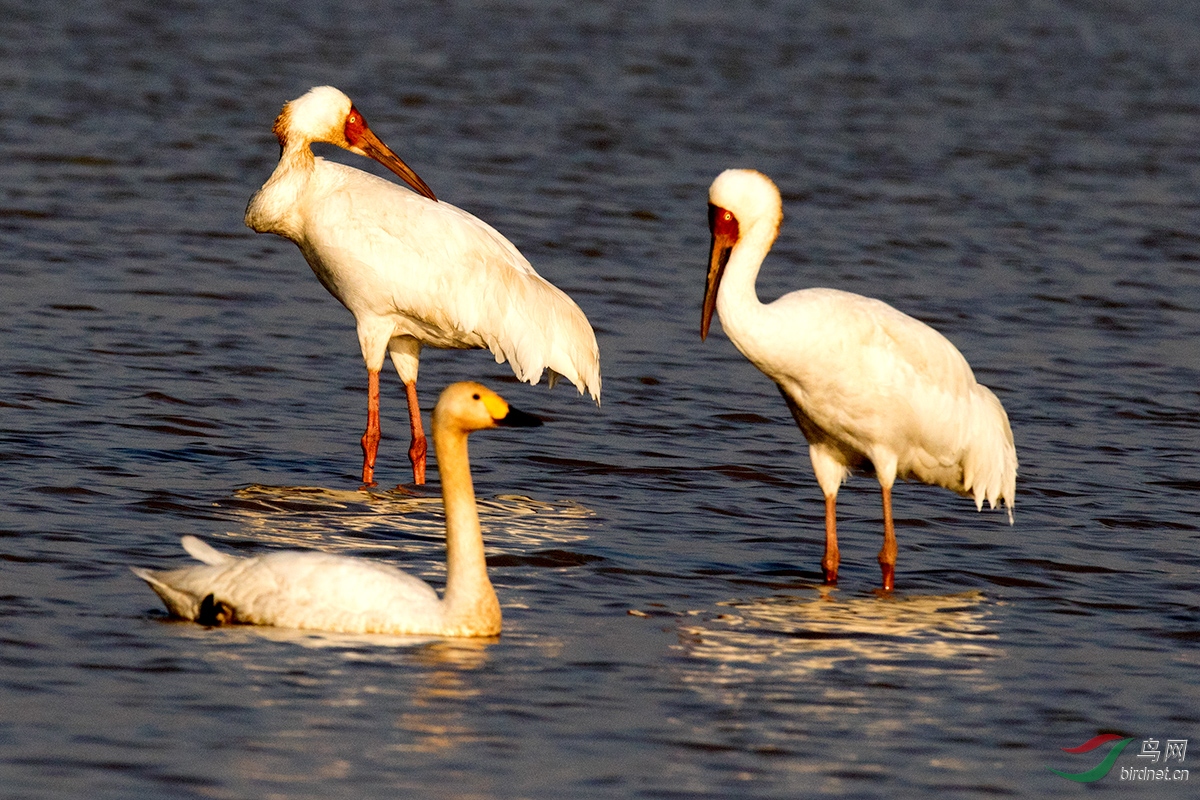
[435,427,501,634]
[243,141,316,242]
[715,219,777,341]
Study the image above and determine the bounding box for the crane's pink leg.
[822,494,840,584]
[878,485,898,592]
[360,370,381,487]
[404,381,426,485]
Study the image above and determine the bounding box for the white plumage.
[701,169,1016,591]
[245,86,600,486]
[132,382,543,636]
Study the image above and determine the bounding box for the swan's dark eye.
[472,393,481,400]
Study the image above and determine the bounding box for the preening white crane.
[132,383,542,636]
[701,169,1016,591]
[245,86,600,486]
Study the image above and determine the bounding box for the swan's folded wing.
[181,535,236,566]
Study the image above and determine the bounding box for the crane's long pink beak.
[702,204,737,341]
[354,127,438,202]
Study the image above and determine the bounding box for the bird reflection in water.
[217,484,594,552]
[202,632,501,779]
[671,590,1001,713]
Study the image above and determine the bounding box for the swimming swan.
[132,382,542,636]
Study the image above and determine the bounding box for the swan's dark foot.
[198,593,236,626]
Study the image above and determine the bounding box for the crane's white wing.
[300,161,601,400]
[754,289,1015,512]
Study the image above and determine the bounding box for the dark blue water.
[2,1,1198,797]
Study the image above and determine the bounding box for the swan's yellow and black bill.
[476,388,543,428]
[494,406,543,428]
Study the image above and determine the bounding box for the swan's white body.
[245,86,600,486]
[702,169,1016,590]
[133,536,447,634]
[132,382,542,636]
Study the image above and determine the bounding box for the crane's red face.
[702,204,740,340]
[343,105,438,202]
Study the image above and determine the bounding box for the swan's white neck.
[435,427,501,635]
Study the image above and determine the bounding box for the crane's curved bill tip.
[359,129,439,202]
[701,280,718,339]
[702,240,732,340]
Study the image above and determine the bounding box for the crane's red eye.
[344,107,367,143]
[708,204,739,239]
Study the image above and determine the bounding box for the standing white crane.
[245,86,600,486]
[701,169,1016,591]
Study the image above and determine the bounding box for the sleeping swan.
[132,382,542,636]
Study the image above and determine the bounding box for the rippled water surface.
[3,1,1199,797]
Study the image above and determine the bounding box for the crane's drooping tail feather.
[961,385,1017,523]
[481,278,601,404]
